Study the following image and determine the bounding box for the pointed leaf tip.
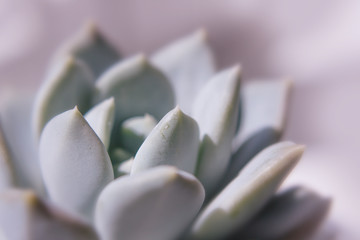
[32,56,95,139]
[85,97,115,149]
[39,108,114,221]
[151,30,216,114]
[131,107,200,174]
[191,142,304,240]
[223,127,281,186]
[52,23,121,78]
[192,65,241,195]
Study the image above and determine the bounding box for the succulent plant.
[0,23,331,240]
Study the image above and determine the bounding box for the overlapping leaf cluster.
[0,24,331,240]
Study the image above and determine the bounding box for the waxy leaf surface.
[53,22,120,78]
[192,66,241,194]
[191,142,304,240]
[85,97,115,149]
[232,186,331,240]
[0,189,98,240]
[33,57,94,138]
[96,166,204,240]
[95,54,175,124]
[132,107,199,175]
[152,30,216,114]
[39,107,114,221]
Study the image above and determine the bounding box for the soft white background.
[1,0,359,239]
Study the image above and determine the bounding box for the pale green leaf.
[39,107,114,221]
[32,56,95,139]
[85,97,115,149]
[95,166,204,240]
[222,127,280,187]
[115,158,134,178]
[118,114,157,154]
[192,66,241,195]
[191,142,304,240]
[231,186,331,240]
[222,80,292,190]
[53,22,120,78]
[0,92,45,195]
[109,148,133,178]
[0,189,98,240]
[131,107,199,175]
[151,30,216,114]
[95,54,175,125]
[233,79,292,151]
[109,148,132,164]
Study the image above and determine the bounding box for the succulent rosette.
[0,23,331,240]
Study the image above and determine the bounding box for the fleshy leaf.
[53,22,120,78]
[33,56,95,139]
[151,30,216,114]
[131,107,199,175]
[233,79,292,151]
[95,166,204,240]
[0,93,44,195]
[191,142,304,240]
[230,186,331,240]
[95,54,175,123]
[115,158,134,178]
[221,80,292,191]
[0,189,98,240]
[222,127,281,186]
[109,148,133,178]
[109,148,132,164]
[85,97,115,149]
[0,122,15,191]
[192,66,241,194]
[39,107,114,221]
[118,114,157,155]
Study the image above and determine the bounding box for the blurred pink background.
[1,0,359,239]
